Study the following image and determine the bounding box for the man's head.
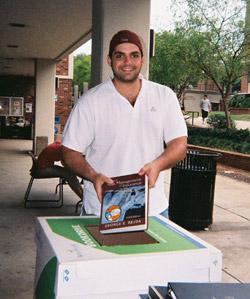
[108,30,143,58]
[107,30,144,84]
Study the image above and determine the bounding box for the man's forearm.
[62,145,113,201]
[139,136,187,188]
[156,136,187,171]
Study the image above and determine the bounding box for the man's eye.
[116,54,123,58]
[132,54,139,58]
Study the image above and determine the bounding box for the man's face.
[107,43,144,83]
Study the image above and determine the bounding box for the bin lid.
[187,149,222,159]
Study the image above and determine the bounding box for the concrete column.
[91,0,151,87]
[34,59,56,155]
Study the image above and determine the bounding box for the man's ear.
[142,56,145,66]
[107,55,111,66]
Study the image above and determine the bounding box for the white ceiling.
[0,0,92,76]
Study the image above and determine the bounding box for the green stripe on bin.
[35,256,57,299]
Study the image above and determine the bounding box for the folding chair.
[75,179,83,213]
[24,151,64,208]
[54,178,83,213]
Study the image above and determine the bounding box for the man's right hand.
[92,173,114,203]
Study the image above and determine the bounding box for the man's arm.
[62,146,113,201]
[209,100,212,112]
[139,136,187,188]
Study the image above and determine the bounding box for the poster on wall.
[10,97,23,116]
[25,103,32,113]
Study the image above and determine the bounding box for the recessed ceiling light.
[7,45,18,48]
[9,23,26,28]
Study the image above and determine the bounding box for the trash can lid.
[187,149,222,159]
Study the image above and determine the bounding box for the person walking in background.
[62,29,187,217]
[37,142,83,199]
[200,94,211,124]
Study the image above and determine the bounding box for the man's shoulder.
[87,79,111,96]
[144,79,174,95]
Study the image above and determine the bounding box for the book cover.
[99,173,148,234]
[167,282,250,299]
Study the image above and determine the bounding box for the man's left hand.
[139,161,161,188]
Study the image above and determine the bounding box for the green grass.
[210,111,250,121]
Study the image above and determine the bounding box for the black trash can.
[168,149,221,230]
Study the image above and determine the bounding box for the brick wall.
[193,80,220,92]
[55,57,73,133]
[241,75,248,93]
[56,57,69,76]
[230,107,250,115]
[55,78,72,133]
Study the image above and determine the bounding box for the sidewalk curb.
[187,144,250,172]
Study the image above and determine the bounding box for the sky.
[73,0,172,56]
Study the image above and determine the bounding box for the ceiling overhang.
[0,0,92,76]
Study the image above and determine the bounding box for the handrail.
[184,111,199,126]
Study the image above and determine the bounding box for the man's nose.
[123,55,132,64]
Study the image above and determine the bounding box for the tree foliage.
[149,31,204,98]
[73,54,91,93]
[173,0,249,128]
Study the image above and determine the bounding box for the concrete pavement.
[0,139,250,298]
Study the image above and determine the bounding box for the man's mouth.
[121,67,135,72]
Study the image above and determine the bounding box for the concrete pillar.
[34,59,56,154]
[91,0,151,87]
[74,85,79,101]
[83,82,89,93]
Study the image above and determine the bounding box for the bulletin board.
[0,97,24,116]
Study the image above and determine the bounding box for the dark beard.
[111,63,142,83]
[113,71,139,83]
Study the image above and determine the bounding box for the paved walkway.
[0,139,250,298]
[186,116,250,130]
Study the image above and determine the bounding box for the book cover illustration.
[99,173,148,234]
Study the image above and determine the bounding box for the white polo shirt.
[62,76,187,215]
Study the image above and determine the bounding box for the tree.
[173,0,249,128]
[149,31,204,99]
[73,54,91,93]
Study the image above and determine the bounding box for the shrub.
[206,113,236,129]
[229,94,250,108]
[187,127,250,154]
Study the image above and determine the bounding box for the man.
[62,30,187,216]
[200,94,211,124]
[36,142,83,199]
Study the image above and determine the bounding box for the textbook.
[99,173,148,234]
[167,282,250,299]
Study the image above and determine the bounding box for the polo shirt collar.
[108,73,146,98]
